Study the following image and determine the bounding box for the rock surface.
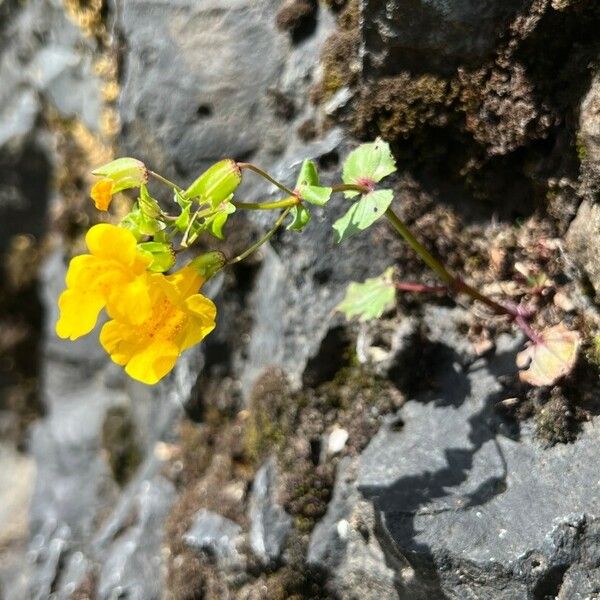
[1,0,600,598]
[360,0,530,76]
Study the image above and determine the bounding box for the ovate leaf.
[342,138,396,198]
[337,267,396,322]
[516,324,580,386]
[295,159,319,187]
[287,204,311,231]
[332,189,393,243]
[298,184,332,206]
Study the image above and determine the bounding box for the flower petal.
[56,289,105,340]
[100,320,140,366]
[164,266,204,300]
[181,294,217,350]
[106,275,153,325]
[124,341,180,385]
[90,178,114,211]
[85,223,139,265]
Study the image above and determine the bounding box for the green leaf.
[174,203,191,233]
[298,184,332,206]
[121,207,166,239]
[342,138,396,198]
[138,185,161,218]
[332,189,393,243]
[337,267,396,322]
[287,204,311,231]
[203,201,236,240]
[295,159,320,187]
[137,241,176,272]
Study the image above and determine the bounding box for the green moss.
[101,405,142,486]
[354,73,456,140]
[576,132,588,161]
[312,0,360,102]
[534,392,577,445]
[244,368,297,465]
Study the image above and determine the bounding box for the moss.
[244,367,296,465]
[280,462,336,534]
[353,73,456,141]
[576,132,588,160]
[258,538,336,600]
[101,405,142,486]
[534,391,578,445]
[311,1,360,102]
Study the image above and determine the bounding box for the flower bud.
[184,159,241,207]
[90,157,148,211]
[189,251,226,280]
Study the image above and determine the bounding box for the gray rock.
[97,476,176,600]
[249,458,293,565]
[308,459,408,599]
[358,329,600,598]
[558,565,600,600]
[580,74,600,164]
[184,509,242,563]
[566,200,600,300]
[360,0,530,76]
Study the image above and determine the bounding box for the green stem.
[237,162,296,196]
[228,207,292,265]
[384,208,454,286]
[384,207,516,318]
[331,183,370,194]
[149,170,183,193]
[233,197,299,210]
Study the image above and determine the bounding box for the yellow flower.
[90,157,148,211]
[56,224,152,340]
[99,266,217,385]
[90,179,115,211]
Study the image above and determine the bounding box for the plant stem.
[384,208,455,286]
[149,170,183,193]
[384,207,530,323]
[228,207,292,265]
[233,197,299,210]
[237,162,296,196]
[331,183,370,194]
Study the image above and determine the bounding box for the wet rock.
[249,458,293,565]
[184,509,242,563]
[360,0,531,76]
